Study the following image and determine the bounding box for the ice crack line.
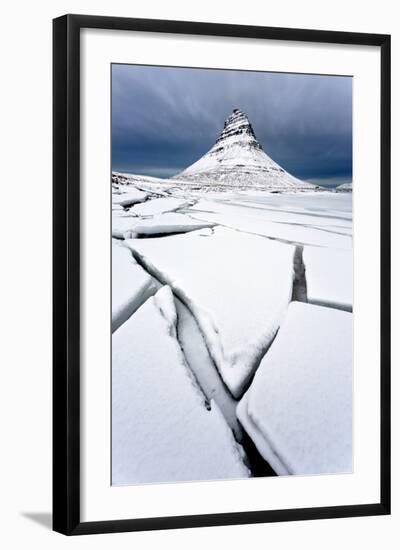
[291,245,308,303]
[124,245,243,438]
[219,201,352,222]
[188,214,326,248]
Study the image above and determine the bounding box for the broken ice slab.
[133,212,216,236]
[237,301,352,476]
[112,242,157,332]
[112,212,214,239]
[112,214,140,240]
[131,197,192,216]
[303,246,353,311]
[112,187,148,206]
[125,226,295,398]
[112,286,250,485]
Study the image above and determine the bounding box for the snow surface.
[132,197,191,216]
[125,226,295,398]
[303,247,353,310]
[112,287,250,485]
[112,242,157,332]
[133,212,216,236]
[237,302,352,475]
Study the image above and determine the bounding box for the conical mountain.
[173,109,316,191]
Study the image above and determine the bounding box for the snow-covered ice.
[112,287,250,485]
[220,191,352,214]
[133,212,216,236]
[112,187,148,206]
[132,197,191,216]
[237,302,352,475]
[186,195,352,249]
[111,170,353,481]
[112,210,215,238]
[112,242,157,332]
[125,226,295,398]
[303,246,353,310]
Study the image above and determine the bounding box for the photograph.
[111,63,353,486]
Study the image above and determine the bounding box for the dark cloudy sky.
[112,64,352,187]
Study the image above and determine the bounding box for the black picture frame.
[53,14,391,535]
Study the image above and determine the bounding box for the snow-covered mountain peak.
[173,109,316,191]
[215,109,261,150]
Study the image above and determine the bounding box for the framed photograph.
[53,14,391,535]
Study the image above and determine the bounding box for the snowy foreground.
[113,287,249,484]
[112,174,353,485]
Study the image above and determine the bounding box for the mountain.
[335,182,352,193]
[173,109,316,191]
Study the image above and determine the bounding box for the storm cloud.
[112,64,352,186]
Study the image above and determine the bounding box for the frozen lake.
[111,178,353,484]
